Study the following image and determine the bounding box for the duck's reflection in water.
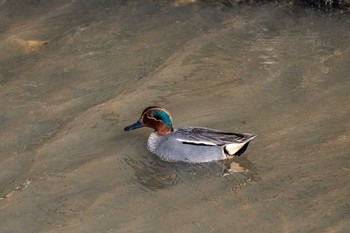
[122,151,258,192]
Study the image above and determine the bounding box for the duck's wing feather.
[174,127,256,146]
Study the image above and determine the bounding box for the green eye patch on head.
[152,110,172,129]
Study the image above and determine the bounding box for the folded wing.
[175,127,256,147]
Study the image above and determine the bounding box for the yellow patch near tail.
[224,143,246,155]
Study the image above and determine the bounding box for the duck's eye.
[148,111,162,120]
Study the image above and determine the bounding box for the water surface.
[0,1,350,232]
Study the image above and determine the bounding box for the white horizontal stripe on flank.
[176,138,217,146]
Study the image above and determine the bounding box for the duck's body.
[124,106,256,163]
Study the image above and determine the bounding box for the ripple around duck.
[119,136,259,193]
[121,152,181,192]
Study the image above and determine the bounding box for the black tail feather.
[234,142,250,156]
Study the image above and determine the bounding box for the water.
[1,1,350,232]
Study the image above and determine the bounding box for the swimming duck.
[124,106,256,163]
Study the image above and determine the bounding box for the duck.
[124,106,256,163]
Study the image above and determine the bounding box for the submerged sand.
[0,1,349,232]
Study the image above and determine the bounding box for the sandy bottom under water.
[0,1,350,232]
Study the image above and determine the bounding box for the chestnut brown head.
[124,106,173,136]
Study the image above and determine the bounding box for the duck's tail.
[224,134,256,156]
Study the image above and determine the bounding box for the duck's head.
[124,106,173,135]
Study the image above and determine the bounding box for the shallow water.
[1,1,350,232]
